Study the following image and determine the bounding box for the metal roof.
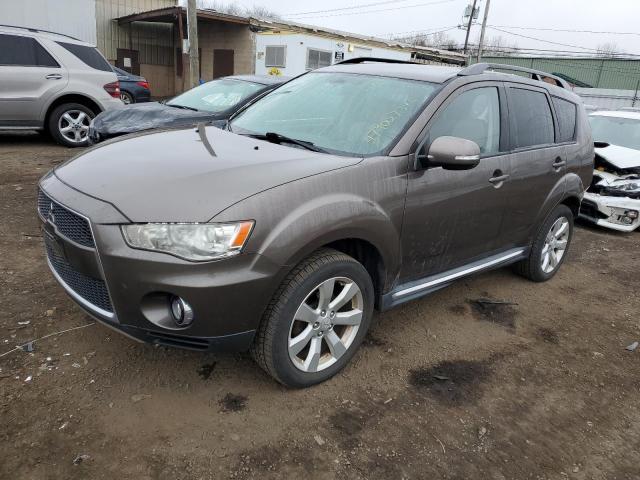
[114,6,465,64]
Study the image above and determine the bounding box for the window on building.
[265,46,286,68]
[509,88,555,148]
[306,48,332,70]
[0,34,59,67]
[552,96,577,143]
[428,87,501,156]
[56,41,112,71]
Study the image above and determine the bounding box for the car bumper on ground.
[579,192,640,232]
[38,175,282,352]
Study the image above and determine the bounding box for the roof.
[114,7,465,65]
[590,110,640,120]
[249,17,465,64]
[230,74,290,85]
[322,62,463,83]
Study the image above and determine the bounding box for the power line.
[488,24,640,37]
[284,0,415,17]
[487,25,640,56]
[283,0,456,20]
[387,25,460,38]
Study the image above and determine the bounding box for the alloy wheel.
[58,110,91,144]
[288,276,363,373]
[541,216,570,274]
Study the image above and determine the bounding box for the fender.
[41,90,104,120]
[255,192,400,286]
[531,172,584,240]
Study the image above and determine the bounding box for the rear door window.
[0,34,59,67]
[508,87,555,148]
[552,96,577,143]
[56,41,112,71]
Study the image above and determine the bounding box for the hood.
[54,126,362,222]
[594,143,640,170]
[92,102,218,136]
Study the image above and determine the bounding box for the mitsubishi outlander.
[38,60,593,387]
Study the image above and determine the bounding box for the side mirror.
[418,136,481,170]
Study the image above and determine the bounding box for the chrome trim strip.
[46,256,115,319]
[393,249,525,298]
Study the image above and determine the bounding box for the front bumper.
[38,175,283,352]
[579,192,640,232]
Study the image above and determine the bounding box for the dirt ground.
[1,133,639,480]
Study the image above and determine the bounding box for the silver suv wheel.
[541,216,570,274]
[58,109,91,144]
[288,276,363,373]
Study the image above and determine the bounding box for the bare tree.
[469,34,518,56]
[394,31,458,50]
[596,42,624,57]
[196,0,280,19]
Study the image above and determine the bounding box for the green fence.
[472,56,640,91]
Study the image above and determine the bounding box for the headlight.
[121,221,254,261]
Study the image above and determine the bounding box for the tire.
[513,204,574,282]
[251,248,374,388]
[120,91,134,104]
[48,103,95,147]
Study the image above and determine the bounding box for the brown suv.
[38,60,593,387]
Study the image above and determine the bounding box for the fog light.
[170,296,194,327]
[625,210,639,219]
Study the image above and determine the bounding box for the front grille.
[45,241,113,313]
[38,189,95,248]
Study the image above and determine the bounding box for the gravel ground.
[1,133,639,479]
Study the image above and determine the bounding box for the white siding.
[0,0,98,44]
[255,33,410,77]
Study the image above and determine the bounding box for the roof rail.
[458,63,570,89]
[0,24,81,42]
[335,56,419,66]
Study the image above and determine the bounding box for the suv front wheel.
[252,248,374,388]
[48,103,95,147]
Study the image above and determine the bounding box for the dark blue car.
[113,66,151,104]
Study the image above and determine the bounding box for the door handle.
[45,73,62,80]
[552,158,566,170]
[489,170,510,186]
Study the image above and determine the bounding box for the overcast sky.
[212,0,640,56]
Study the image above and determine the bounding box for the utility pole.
[462,0,478,57]
[476,0,491,62]
[186,0,200,89]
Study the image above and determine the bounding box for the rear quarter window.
[552,96,577,143]
[509,88,555,148]
[0,34,59,67]
[56,41,112,71]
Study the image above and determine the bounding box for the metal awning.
[116,6,250,26]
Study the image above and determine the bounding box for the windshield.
[230,72,439,156]
[589,115,640,151]
[167,79,265,113]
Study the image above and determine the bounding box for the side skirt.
[380,247,529,310]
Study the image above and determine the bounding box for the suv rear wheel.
[48,103,95,147]
[251,248,374,388]
[514,204,574,282]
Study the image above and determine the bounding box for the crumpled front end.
[579,159,640,232]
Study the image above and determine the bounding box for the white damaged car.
[580,110,640,232]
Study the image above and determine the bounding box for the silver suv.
[0,25,123,147]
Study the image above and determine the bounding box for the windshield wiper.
[247,132,327,153]
[166,103,199,112]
